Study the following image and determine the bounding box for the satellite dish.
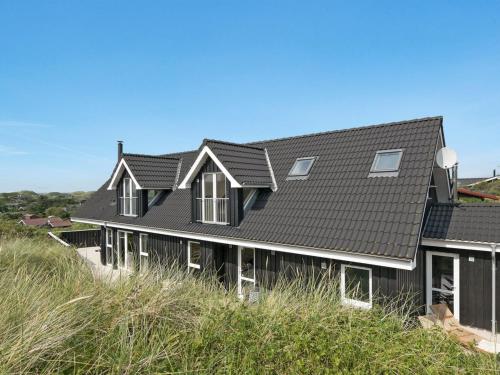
[436,147,458,169]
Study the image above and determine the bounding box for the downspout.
[492,243,497,353]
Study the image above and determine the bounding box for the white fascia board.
[107,159,142,190]
[178,146,242,189]
[422,238,500,252]
[71,217,415,270]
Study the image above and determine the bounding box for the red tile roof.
[458,188,499,201]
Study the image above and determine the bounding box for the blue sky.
[0,1,499,192]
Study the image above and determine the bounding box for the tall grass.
[0,237,496,374]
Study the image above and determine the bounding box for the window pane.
[241,247,255,280]
[290,158,314,176]
[118,232,126,267]
[140,234,148,253]
[432,256,454,290]
[216,173,226,198]
[124,179,130,198]
[124,198,130,215]
[107,229,112,245]
[241,279,255,297]
[189,242,201,266]
[131,181,137,197]
[345,267,370,302]
[130,197,137,215]
[204,174,214,199]
[127,234,134,269]
[373,151,401,172]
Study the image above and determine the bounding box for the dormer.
[107,142,181,217]
[178,139,277,226]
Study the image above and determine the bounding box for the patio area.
[76,246,129,282]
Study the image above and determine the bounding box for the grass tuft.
[0,237,496,374]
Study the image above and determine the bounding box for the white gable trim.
[178,145,242,189]
[71,217,416,270]
[264,148,278,192]
[107,159,142,190]
[422,238,500,252]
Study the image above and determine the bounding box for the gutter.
[71,217,415,270]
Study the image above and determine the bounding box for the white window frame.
[201,172,228,224]
[288,156,316,178]
[370,149,403,173]
[238,246,256,298]
[341,264,373,309]
[188,241,201,270]
[139,233,149,271]
[106,228,113,265]
[117,230,133,270]
[121,177,138,217]
[425,251,460,321]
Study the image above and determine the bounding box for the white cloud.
[0,145,28,155]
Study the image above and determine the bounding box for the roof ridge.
[246,116,443,146]
[203,138,265,151]
[124,153,179,160]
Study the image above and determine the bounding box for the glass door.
[426,252,460,321]
[238,247,256,298]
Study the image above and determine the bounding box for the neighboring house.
[20,215,72,228]
[73,116,500,331]
[458,188,499,201]
[458,175,500,188]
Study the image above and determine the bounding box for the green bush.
[0,238,496,374]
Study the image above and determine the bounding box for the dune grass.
[0,237,497,374]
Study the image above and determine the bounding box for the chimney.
[117,141,123,161]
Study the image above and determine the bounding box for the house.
[73,116,500,331]
[20,215,72,228]
[458,174,499,188]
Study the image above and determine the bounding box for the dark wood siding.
[59,229,101,248]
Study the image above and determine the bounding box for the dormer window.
[369,149,403,177]
[120,177,138,216]
[200,172,228,224]
[287,157,316,179]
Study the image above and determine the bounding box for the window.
[238,247,255,298]
[120,178,138,216]
[370,149,403,173]
[106,228,113,266]
[243,188,258,214]
[147,190,162,207]
[288,157,316,178]
[341,265,372,309]
[188,241,201,270]
[117,231,134,270]
[139,234,149,271]
[200,173,228,224]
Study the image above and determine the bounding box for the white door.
[117,231,134,270]
[238,246,256,298]
[426,251,460,321]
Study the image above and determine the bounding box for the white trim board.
[422,238,500,252]
[178,146,242,189]
[107,159,142,190]
[425,251,460,321]
[71,217,416,270]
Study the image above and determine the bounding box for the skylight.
[370,149,403,173]
[288,157,316,178]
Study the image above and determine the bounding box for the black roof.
[75,116,443,261]
[122,153,180,189]
[423,203,500,244]
[201,139,274,187]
